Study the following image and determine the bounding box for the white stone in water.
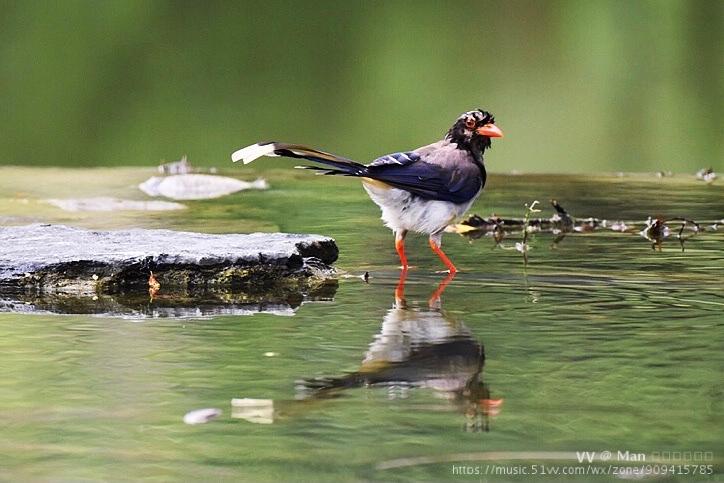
[139,174,268,200]
[183,408,222,425]
[46,197,185,212]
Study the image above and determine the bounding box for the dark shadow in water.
[233,272,503,432]
[0,282,338,318]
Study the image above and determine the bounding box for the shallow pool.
[1,168,722,481]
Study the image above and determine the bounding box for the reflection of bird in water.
[293,272,503,432]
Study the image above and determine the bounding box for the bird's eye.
[464,118,476,129]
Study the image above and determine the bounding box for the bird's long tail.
[231,142,367,176]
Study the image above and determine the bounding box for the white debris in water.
[183,408,222,425]
[695,167,717,183]
[514,242,529,253]
[46,197,186,212]
[158,155,194,175]
[139,174,268,200]
[231,398,274,424]
[609,221,629,232]
[263,352,278,357]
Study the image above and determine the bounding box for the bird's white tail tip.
[231,143,279,164]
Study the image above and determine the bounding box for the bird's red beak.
[476,123,504,138]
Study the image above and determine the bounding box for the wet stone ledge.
[0,224,338,300]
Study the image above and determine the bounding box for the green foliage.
[0,0,722,172]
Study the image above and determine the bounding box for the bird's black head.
[446,109,503,159]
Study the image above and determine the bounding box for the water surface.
[1,168,722,481]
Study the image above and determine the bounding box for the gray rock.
[0,224,338,295]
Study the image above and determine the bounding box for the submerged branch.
[447,200,719,254]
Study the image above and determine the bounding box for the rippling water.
[1,169,722,481]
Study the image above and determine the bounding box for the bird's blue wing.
[367,151,422,167]
[365,152,482,203]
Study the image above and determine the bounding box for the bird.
[231,109,503,272]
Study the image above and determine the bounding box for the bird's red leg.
[395,230,409,270]
[429,238,457,273]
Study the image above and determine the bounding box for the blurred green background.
[0,0,721,172]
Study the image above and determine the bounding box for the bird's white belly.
[362,182,478,234]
